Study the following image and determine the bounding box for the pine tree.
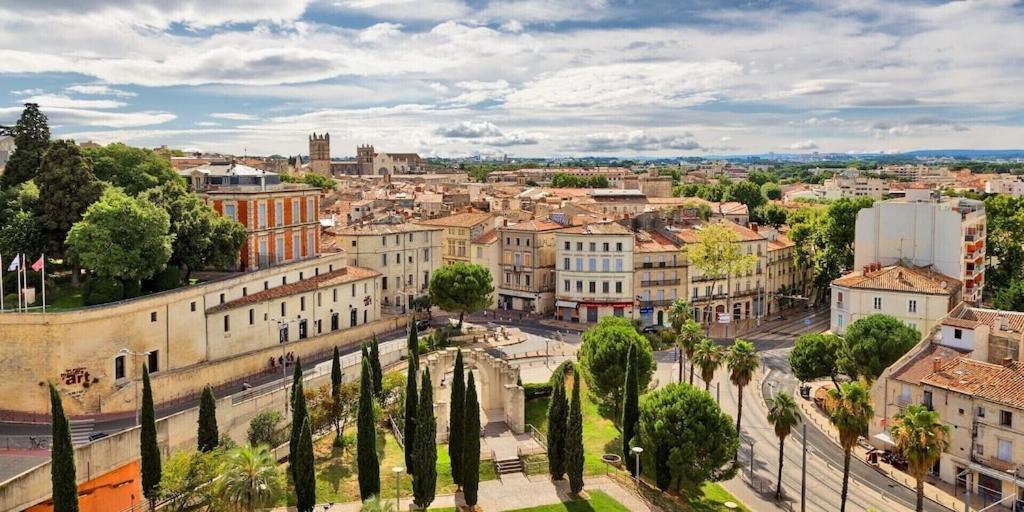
[140,365,161,509]
[462,372,481,507]
[288,378,308,483]
[331,346,342,439]
[49,383,78,512]
[197,386,219,452]
[293,418,317,512]
[2,103,50,186]
[369,334,383,400]
[448,349,466,487]
[546,371,568,480]
[290,357,303,406]
[356,355,380,500]
[621,343,640,476]
[412,369,437,509]
[566,368,585,495]
[404,325,419,471]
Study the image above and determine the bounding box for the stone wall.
[422,347,525,440]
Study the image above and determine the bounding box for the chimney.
[503,218,508,227]
[1003,357,1014,368]
[932,357,942,372]
[863,265,870,274]
[750,222,759,232]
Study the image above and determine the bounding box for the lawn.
[504,490,629,512]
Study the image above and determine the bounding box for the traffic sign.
[718,313,731,324]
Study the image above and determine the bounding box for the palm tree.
[891,405,950,512]
[766,392,801,500]
[677,320,703,385]
[692,339,723,392]
[360,495,396,512]
[727,338,759,436]
[825,381,874,512]
[217,445,284,512]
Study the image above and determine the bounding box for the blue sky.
[0,0,1022,158]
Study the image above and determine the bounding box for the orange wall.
[26,460,141,512]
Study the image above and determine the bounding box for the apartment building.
[765,229,809,314]
[496,219,562,314]
[633,229,686,327]
[681,222,769,326]
[821,174,887,199]
[471,228,501,308]
[418,212,495,265]
[854,191,987,303]
[985,177,1024,197]
[830,263,962,335]
[553,222,636,324]
[330,223,443,309]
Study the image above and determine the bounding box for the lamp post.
[117,348,146,426]
[631,446,644,485]
[801,423,807,512]
[392,466,404,510]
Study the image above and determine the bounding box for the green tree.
[66,187,172,281]
[890,405,951,512]
[722,180,766,211]
[839,314,919,381]
[359,495,396,512]
[290,357,303,411]
[141,364,162,510]
[726,338,759,436]
[789,333,841,389]
[293,419,316,512]
[404,321,419,471]
[85,143,181,195]
[636,383,738,492]
[247,410,283,449]
[692,339,723,392]
[788,198,874,302]
[754,203,788,228]
[577,316,654,420]
[160,449,220,511]
[428,262,494,329]
[0,209,43,261]
[448,349,466,487]
[621,343,640,476]
[760,182,782,201]
[566,368,585,495]
[288,376,308,483]
[412,369,437,509]
[983,195,1024,293]
[369,335,383,400]
[547,369,568,480]
[666,298,691,334]
[331,346,343,442]
[677,320,703,385]
[2,103,50,186]
[747,171,777,186]
[357,356,380,500]
[34,140,104,274]
[49,383,78,512]
[766,392,801,499]
[687,222,757,335]
[217,444,285,512]
[994,277,1024,311]
[197,386,219,452]
[462,371,481,507]
[825,382,874,512]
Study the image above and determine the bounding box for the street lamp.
[392,466,404,510]
[748,439,756,482]
[117,348,146,426]
[631,446,644,485]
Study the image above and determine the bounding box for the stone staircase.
[494,457,524,475]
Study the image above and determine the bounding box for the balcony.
[690,274,721,283]
[976,455,1017,473]
[641,279,681,287]
[639,299,674,307]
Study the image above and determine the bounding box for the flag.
[31,256,43,272]
[7,255,19,272]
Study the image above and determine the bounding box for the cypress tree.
[462,372,481,507]
[448,349,466,487]
[289,378,308,483]
[546,371,568,480]
[49,383,78,512]
[369,334,383,400]
[2,103,51,187]
[290,357,303,408]
[404,326,419,471]
[294,418,317,512]
[197,386,218,452]
[621,343,640,475]
[412,369,437,509]
[566,368,585,495]
[356,355,380,500]
[331,346,342,439]
[140,364,161,509]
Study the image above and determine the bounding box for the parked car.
[416,319,430,331]
[641,324,669,334]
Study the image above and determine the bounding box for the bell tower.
[308,132,331,175]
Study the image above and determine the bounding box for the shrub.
[83,277,124,305]
[123,279,142,299]
[523,382,553,399]
[247,411,284,449]
[145,266,182,292]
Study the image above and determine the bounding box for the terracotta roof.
[330,223,442,236]
[975,363,1024,409]
[767,234,795,250]
[472,228,498,244]
[417,212,493,228]
[831,264,961,295]
[555,222,633,236]
[942,304,1024,334]
[916,356,1024,409]
[891,343,971,384]
[207,266,380,313]
[717,201,749,215]
[503,219,564,232]
[635,230,683,252]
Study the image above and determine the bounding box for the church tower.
[308,132,331,175]
[356,144,375,176]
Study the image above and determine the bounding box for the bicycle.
[28,436,49,449]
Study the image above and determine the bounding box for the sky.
[1,0,1023,158]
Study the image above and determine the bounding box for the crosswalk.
[737,310,831,343]
[70,419,95,446]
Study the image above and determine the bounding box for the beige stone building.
[329,223,443,310]
[471,228,501,308]
[496,219,562,314]
[418,212,495,266]
[830,263,962,336]
[554,222,636,324]
[633,229,687,327]
[680,222,768,327]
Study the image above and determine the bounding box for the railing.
[526,423,547,449]
[640,279,681,287]
[639,299,674,307]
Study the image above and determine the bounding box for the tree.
[687,222,756,335]
[839,314,919,381]
[666,298,691,334]
[35,140,104,272]
[766,392,801,500]
[428,262,494,329]
[66,187,173,281]
[636,384,738,492]
[331,346,343,441]
[789,333,841,389]
[217,445,284,511]
[825,382,874,512]
[462,371,481,507]
[85,143,181,195]
[288,376,308,483]
[368,335,383,400]
[448,349,466,487]
[49,383,78,512]
[160,449,220,511]
[197,386,219,452]
[357,356,380,500]
[360,495,396,512]
[722,180,766,211]
[404,321,419,471]
[753,203,788,228]
[994,277,1024,311]
[577,316,654,420]
[760,182,783,201]
[677,320,703,385]
[692,339,724,392]
[726,338,759,436]
[890,405,950,512]
[412,369,437,509]
[141,364,162,510]
[290,357,303,411]
[621,343,640,476]
[247,410,284,449]
[566,368,585,495]
[2,103,50,186]
[984,195,1024,293]
[293,419,317,512]
[748,171,776,186]
[788,198,874,302]
[547,367,569,480]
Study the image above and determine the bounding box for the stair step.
[494,458,524,475]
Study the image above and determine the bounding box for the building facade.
[417,212,495,266]
[554,223,636,324]
[830,263,962,335]
[633,229,685,327]
[683,222,769,327]
[496,219,562,314]
[470,229,501,309]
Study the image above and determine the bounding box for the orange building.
[26,460,141,512]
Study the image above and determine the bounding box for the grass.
[524,381,621,475]
[503,490,629,512]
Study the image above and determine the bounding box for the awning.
[579,302,634,308]
[555,300,578,309]
[873,431,896,447]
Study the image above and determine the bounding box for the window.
[307,231,315,257]
[602,259,609,272]
[576,281,583,293]
[219,293,225,304]
[300,296,306,311]
[836,291,844,305]
[258,201,267,228]
[423,248,430,261]
[1001,410,1013,427]
[836,313,845,330]
[954,328,963,340]
[275,201,284,226]
[564,280,570,292]
[275,235,285,262]
[280,302,286,317]
[382,253,388,266]
[563,258,570,270]
[603,242,609,252]
[150,311,157,322]
[900,384,911,403]
[190,301,196,312]
[249,309,254,325]
[306,197,314,222]
[223,314,231,332]
[978,406,986,418]
[589,281,596,293]
[999,439,1013,461]
[615,259,623,272]
[224,203,236,221]
[616,242,623,251]
[588,258,596,272]
[525,275,531,286]
[242,287,248,297]
[602,281,609,293]
[575,258,583,271]
[589,242,596,252]
[114,355,126,380]
[923,390,933,410]
[577,242,583,251]
[873,297,882,310]
[615,281,623,293]
[908,299,917,313]
[564,241,570,250]
[291,200,300,224]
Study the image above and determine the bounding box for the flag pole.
[19,253,25,312]
[41,255,45,313]
[16,254,22,312]
[0,253,4,312]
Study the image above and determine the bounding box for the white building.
[985,177,1024,197]
[0,136,13,171]
[554,222,635,324]
[853,191,986,303]
[821,174,887,200]
[830,263,962,335]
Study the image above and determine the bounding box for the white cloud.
[11,88,43,96]
[65,84,136,97]
[22,94,127,109]
[195,121,221,127]
[434,121,503,138]
[779,140,819,151]
[210,112,259,121]
[565,130,703,153]
[0,106,174,128]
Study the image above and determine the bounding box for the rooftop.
[941,303,1024,334]
[503,219,565,232]
[208,266,380,314]
[892,343,972,385]
[832,263,961,296]
[417,212,494,228]
[330,223,443,236]
[555,222,633,236]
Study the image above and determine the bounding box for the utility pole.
[801,422,807,512]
